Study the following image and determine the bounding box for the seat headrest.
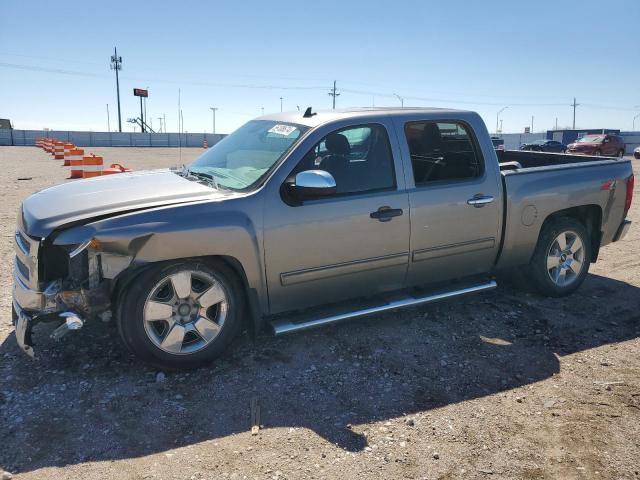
[325,133,351,155]
[421,123,442,149]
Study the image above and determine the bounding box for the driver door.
[263,122,410,314]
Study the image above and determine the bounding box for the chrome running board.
[270,280,497,336]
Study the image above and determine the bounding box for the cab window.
[295,124,396,195]
[405,121,484,185]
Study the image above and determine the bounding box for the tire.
[117,259,245,370]
[618,149,625,158]
[594,150,602,156]
[526,217,591,297]
[634,152,640,160]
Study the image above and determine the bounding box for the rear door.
[394,117,502,286]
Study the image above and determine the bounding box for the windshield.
[531,139,547,145]
[188,120,309,191]
[577,136,604,143]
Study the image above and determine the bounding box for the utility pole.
[144,85,148,132]
[139,95,145,132]
[157,117,163,133]
[280,97,283,112]
[555,117,558,130]
[531,115,534,132]
[209,107,218,134]
[328,80,340,109]
[572,97,579,129]
[163,113,166,133]
[106,104,110,132]
[393,93,404,108]
[110,47,123,132]
[496,106,508,134]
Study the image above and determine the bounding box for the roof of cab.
[257,107,474,128]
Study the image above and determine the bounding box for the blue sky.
[2,0,639,134]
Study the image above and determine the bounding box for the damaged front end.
[12,223,131,358]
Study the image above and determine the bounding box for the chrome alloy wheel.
[546,230,585,287]
[143,270,228,355]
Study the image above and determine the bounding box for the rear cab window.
[404,121,484,185]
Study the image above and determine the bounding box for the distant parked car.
[491,136,505,150]
[634,146,640,159]
[520,139,566,153]
[567,134,625,157]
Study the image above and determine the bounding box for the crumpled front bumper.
[12,300,35,358]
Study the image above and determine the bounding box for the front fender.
[53,197,268,313]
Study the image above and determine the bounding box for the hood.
[22,169,227,238]
[568,142,599,149]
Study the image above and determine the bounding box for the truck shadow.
[1,273,639,473]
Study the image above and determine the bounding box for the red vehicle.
[567,134,625,157]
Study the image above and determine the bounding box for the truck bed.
[495,149,632,271]
[497,149,621,169]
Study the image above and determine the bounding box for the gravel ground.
[0,147,639,480]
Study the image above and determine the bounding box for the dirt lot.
[0,146,639,480]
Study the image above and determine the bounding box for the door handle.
[370,206,404,222]
[467,195,494,207]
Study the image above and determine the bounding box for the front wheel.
[117,260,245,370]
[526,217,591,297]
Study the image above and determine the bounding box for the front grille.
[15,256,29,280]
[15,230,30,255]
[14,226,39,289]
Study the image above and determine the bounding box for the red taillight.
[624,174,634,216]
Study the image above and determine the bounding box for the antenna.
[303,107,316,118]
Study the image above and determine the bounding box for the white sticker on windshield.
[268,124,297,136]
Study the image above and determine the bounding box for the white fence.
[0,129,226,148]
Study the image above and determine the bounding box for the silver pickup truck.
[12,108,634,369]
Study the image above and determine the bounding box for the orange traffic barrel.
[102,163,132,175]
[43,139,52,153]
[68,148,84,178]
[203,137,208,148]
[82,154,103,178]
[54,141,65,160]
[63,143,75,166]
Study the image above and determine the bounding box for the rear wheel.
[117,260,244,370]
[527,217,591,297]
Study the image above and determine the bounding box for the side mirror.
[287,170,336,199]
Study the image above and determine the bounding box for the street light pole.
[496,106,508,134]
[633,113,640,131]
[209,107,218,134]
[280,97,283,112]
[393,93,404,108]
[106,104,110,132]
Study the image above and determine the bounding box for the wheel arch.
[538,204,602,262]
[111,255,264,334]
